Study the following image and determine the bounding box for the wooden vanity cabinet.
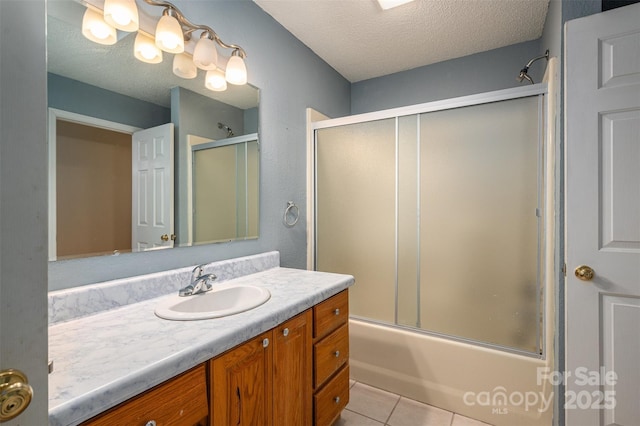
[209,330,274,426]
[313,290,350,426]
[273,309,313,425]
[209,310,313,426]
[81,364,208,426]
[81,291,348,426]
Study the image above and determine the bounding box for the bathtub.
[349,318,554,425]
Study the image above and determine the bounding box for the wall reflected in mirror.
[189,134,259,244]
[47,0,260,261]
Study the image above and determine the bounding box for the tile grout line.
[343,408,386,425]
[383,395,402,425]
[348,380,491,426]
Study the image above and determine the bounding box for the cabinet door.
[273,310,313,426]
[82,364,208,426]
[210,331,273,426]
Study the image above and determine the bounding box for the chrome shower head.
[517,49,549,84]
[217,122,234,138]
[517,67,534,84]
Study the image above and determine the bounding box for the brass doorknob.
[160,234,169,242]
[574,265,595,281]
[0,369,33,422]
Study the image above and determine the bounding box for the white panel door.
[132,123,174,251]
[0,1,48,424]
[566,4,640,426]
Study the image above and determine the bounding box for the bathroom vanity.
[48,252,354,426]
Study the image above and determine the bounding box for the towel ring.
[283,201,299,227]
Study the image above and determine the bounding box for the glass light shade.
[205,69,227,91]
[82,8,117,45]
[104,0,139,32]
[173,54,197,79]
[193,36,218,70]
[377,0,416,10]
[155,14,184,54]
[225,55,247,85]
[134,32,163,64]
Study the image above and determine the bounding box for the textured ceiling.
[254,0,550,82]
[47,0,259,110]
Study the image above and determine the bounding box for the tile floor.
[335,380,493,426]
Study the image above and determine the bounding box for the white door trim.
[306,108,330,270]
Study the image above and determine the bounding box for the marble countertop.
[48,266,354,426]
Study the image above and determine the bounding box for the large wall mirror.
[47,0,260,261]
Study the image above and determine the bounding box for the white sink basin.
[155,284,271,321]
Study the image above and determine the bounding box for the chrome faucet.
[179,264,217,296]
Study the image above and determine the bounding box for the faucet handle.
[191,264,205,281]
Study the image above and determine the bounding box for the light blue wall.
[244,107,259,134]
[351,39,544,114]
[48,73,171,128]
[49,0,351,289]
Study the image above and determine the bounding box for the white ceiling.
[254,0,550,83]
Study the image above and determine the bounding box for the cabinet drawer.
[314,323,349,388]
[313,290,348,340]
[82,364,208,426]
[314,365,349,426]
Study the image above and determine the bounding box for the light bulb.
[225,54,247,85]
[134,32,163,64]
[155,14,184,54]
[376,0,416,10]
[82,8,117,45]
[173,54,197,79]
[104,0,139,32]
[193,35,218,70]
[205,69,227,91]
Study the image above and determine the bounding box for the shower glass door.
[315,94,544,355]
[316,118,397,323]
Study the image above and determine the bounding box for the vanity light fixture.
[376,0,416,10]
[193,33,219,71]
[173,53,197,79]
[82,8,117,45]
[155,9,184,53]
[225,51,248,86]
[133,32,163,63]
[81,0,249,92]
[205,69,228,92]
[103,0,139,32]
